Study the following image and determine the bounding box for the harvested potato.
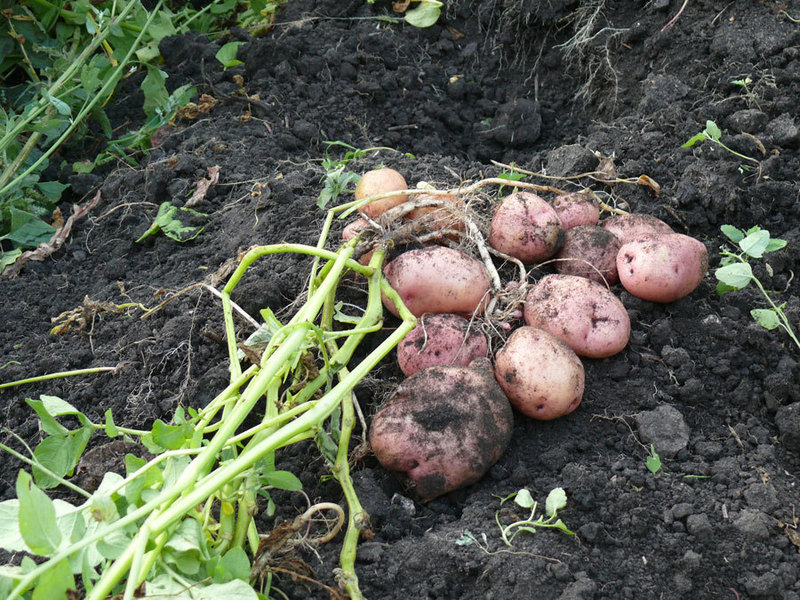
[356,168,408,219]
[489,192,563,264]
[494,326,584,420]
[524,274,630,358]
[405,193,465,237]
[397,314,488,377]
[555,225,621,284]
[342,217,370,241]
[383,246,490,318]
[369,359,513,502]
[550,192,600,230]
[601,214,673,245]
[617,233,708,303]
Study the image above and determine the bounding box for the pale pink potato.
[342,217,371,241]
[617,233,708,303]
[383,247,490,318]
[524,274,630,359]
[489,192,564,264]
[405,193,465,237]
[369,359,513,502]
[555,225,621,284]
[355,168,408,219]
[397,314,488,377]
[550,192,600,230]
[494,326,585,420]
[601,214,673,245]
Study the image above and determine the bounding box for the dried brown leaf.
[636,174,661,195]
[185,165,221,208]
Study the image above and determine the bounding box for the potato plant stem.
[0,366,119,389]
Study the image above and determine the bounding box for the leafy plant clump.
[715,225,799,350]
[0,196,417,599]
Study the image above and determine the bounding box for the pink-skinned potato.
[524,274,630,358]
[555,225,621,284]
[489,192,563,264]
[397,314,488,377]
[495,326,584,420]
[356,168,408,219]
[383,246,490,318]
[550,192,600,230]
[369,359,513,502]
[601,214,673,245]
[617,233,708,303]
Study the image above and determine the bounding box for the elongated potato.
[524,274,630,359]
[356,168,408,219]
[369,359,513,502]
[383,246,490,318]
[489,192,563,264]
[617,233,708,302]
[601,214,673,245]
[397,314,488,376]
[555,225,621,284]
[495,326,584,420]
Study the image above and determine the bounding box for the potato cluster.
[348,168,708,502]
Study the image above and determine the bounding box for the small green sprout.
[731,76,762,110]
[646,445,662,475]
[682,120,761,172]
[496,488,574,545]
[715,225,799,350]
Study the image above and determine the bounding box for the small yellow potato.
[355,168,408,219]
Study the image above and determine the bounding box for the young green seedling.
[682,120,761,173]
[715,225,799,350]
[495,488,574,545]
[646,444,662,475]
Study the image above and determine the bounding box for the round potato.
[397,314,488,377]
[369,359,514,502]
[601,214,673,245]
[617,233,708,303]
[383,246,490,318]
[489,192,564,264]
[550,192,600,230]
[555,225,621,284]
[495,326,584,420]
[356,168,408,219]
[524,274,630,359]
[405,193,465,237]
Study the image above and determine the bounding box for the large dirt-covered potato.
[549,192,600,230]
[397,314,488,377]
[555,225,621,284]
[369,359,513,502]
[489,191,564,264]
[524,274,630,359]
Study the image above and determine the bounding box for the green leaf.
[26,398,69,437]
[0,249,22,275]
[16,470,62,555]
[0,208,56,249]
[705,120,722,141]
[46,94,72,117]
[73,160,96,174]
[738,229,770,258]
[0,500,27,552]
[104,409,120,437]
[136,202,209,243]
[32,558,74,600]
[550,518,575,535]
[215,41,245,69]
[751,308,781,330]
[764,238,787,253]
[149,419,193,450]
[681,132,707,148]
[261,470,303,491]
[164,519,203,575]
[545,487,567,517]
[40,395,90,425]
[513,488,534,509]
[404,0,442,27]
[715,262,753,289]
[197,579,260,600]
[720,224,744,243]
[214,547,251,583]
[141,68,169,117]
[33,435,75,489]
[646,445,662,474]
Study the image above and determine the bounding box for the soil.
[3,1,800,598]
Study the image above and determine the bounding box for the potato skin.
[617,233,708,303]
[356,168,408,219]
[601,214,673,245]
[550,192,600,230]
[555,225,621,284]
[369,360,513,502]
[406,193,465,236]
[489,192,564,264]
[397,314,488,377]
[494,326,585,420]
[383,246,490,318]
[524,274,630,359]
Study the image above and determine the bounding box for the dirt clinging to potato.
[3,0,800,598]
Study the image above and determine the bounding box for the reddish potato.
[494,326,584,420]
[601,214,673,245]
[489,192,564,264]
[356,168,408,219]
[524,274,630,358]
[617,233,708,303]
[397,314,488,377]
[555,225,621,284]
[383,246,490,318]
[369,359,513,502]
[341,218,375,265]
[405,193,465,237]
[550,192,600,230]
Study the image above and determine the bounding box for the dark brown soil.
[3,1,800,598]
